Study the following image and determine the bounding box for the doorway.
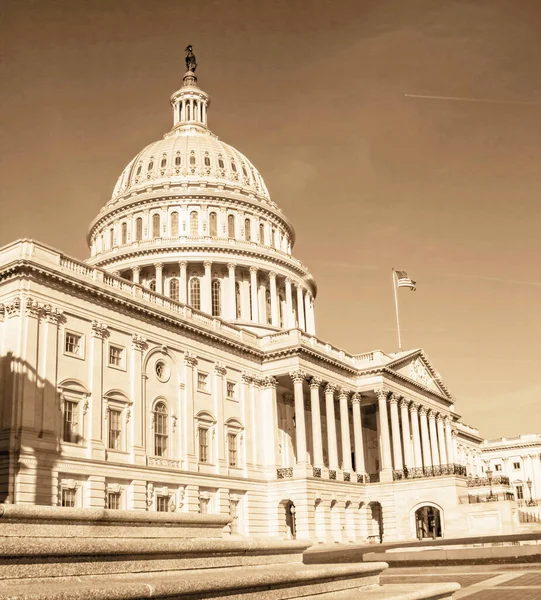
[415,505,442,539]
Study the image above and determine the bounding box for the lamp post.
[526,477,535,506]
[486,466,494,501]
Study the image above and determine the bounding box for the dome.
[110,130,272,206]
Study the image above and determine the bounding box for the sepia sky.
[1,0,540,439]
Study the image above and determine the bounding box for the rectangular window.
[516,485,524,500]
[495,464,502,472]
[109,345,124,368]
[514,462,521,469]
[226,381,236,400]
[61,488,76,507]
[107,492,121,510]
[199,427,209,463]
[197,372,208,392]
[63,400,79,443]
[228,432,237,467]
[156,495,169,512]
[65,332,82,356]
[108,409,122,450]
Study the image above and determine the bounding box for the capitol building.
[0,57,539,543]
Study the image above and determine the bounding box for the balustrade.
[467,475,510,487]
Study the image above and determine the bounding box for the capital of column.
[338,388,350,400]
[399,398,410,410]
[249,266,258,274]
[374,388,388,401]
[389,393,400,405]
[214,362,227,376]
[184,352,198,367]
[451,429,458,437]
[91,320,109,339]
[131,333,148,352]
[436,413,445,423]
[351,392,361,405]
[419,405,428,416]
[154,262,164,270]
[204,261,212,270]
[241,372,253,385]
[444,416,452,425]
[309,376,322,390]
[227,262,236,271]
[179,261,187,268]
[262,376,278,389]
[290,370,306,384]
[44,304,64,325]
[285,276,292,285]
[132,266,141,274]
[325,382,336,395]
[427,409,437,420]
[409,401,419,413]
[269,271,277,280]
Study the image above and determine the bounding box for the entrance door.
[415,506,442,539]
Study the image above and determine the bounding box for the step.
[0,562,391,599]
[311,583,460,600]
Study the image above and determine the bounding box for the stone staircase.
[0,504,459,599]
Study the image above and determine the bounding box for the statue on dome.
[185,45,197,73]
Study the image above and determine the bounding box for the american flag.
[395,270,416,291]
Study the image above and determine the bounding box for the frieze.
[5,297,21,318]
[147,456,181,469]
[25,297,42,318]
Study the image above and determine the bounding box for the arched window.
[136,164,142,176]
[193,101,198,120]
[175,154,181,167]
[244,218,251,242]
[109,228,114,249]
[135,217,143,241]
[186,104,191,120]
[169,278,179,302]
[147,159,154,172]
[259,223,264,244]
[271,227,276,248]
[209,212,217,237]
[204,154,211,167]
[235,282,241,319]
[279,294,285,328]
[153,401,168,457]
[242,165,248,177]
[231,161,237,173]
[121,222,127,245]
[160,156,167,168]
[265,290,272,324]
[190,152,196,166]
[152,213,160,238]
[211,279,221,317]
[189,278,201,310]
[170,211,179,237]
[218,157,225,169]
[149,279,156,292]
[227,214,235,238]
[190,211,199,236]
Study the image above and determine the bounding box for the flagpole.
[392,269,402,351]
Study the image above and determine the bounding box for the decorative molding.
[184,352,198,367]
[131,333,148,352]
[5,297,21,318]
[241,372,252,385]
[91,320,109,339]
[147,456,181,469]
[409,357,431,387]
[25,297,42,318]
[214,362,227,376]
[44,304,64,324]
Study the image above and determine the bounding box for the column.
[90,321,108,460]
[227,263,236,319]
[389,394,403,472]
[436,415,448,466]
[306,293,316,335]
[409,403,423,470]
[41,306,62,438]
[269,272,279,326]
[131,335,147,464]
[400,398,413,470]
[290,371,307,465]
[339,389,352,472]
[419,407,432,469]
[214,363,227,474]
[325,383,339,470]
[154,263,163,295]
[376,389,393,479]
[351,393,366,475]
[184,353,198,468]
[296,285,306,331]
[203,261,212,314]
[249,267,259,323]
[179,261,187,303]
[132,266,140,284]
[428,410,440,467]
[309,377,324,467]
[444,417,454,464]
[285,278,294,328]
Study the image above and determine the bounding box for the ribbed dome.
[110,130,271,206]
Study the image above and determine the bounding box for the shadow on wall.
[0,352,61,505]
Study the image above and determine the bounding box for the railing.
[312,467,322,478]
[329,470,337,480]
[367,472,380,483]
[393,464,467,481]
[468,493,515,503]
[343,472,351,482]
[276,468,293,479]
[467,475,510,487]
[518,499,539,508]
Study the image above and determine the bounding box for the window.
[153,401,168,457]
[211,279,221,317]
[170,211,179,237]
[149,279,156,292]
[65,332,82,357]
[197,372,208,392]
[278,294,285,328]
[227,214,235,238]
[190,211,199,236]
[121,222,127,245]
[265,289,272,324]
[156,495,169,512]
[271,227,276,248]
[516,485,524,500]
[152,213,160,238]
[204,154,211,167]
[495,464,502,472]
[209,212,217,236]
[259,223,264,243]
[189,278,201,310]
[218,157,225,169]
[61,488,76,508]
[242,165,248,177]
[175,154,181,167]
[135,217,143,241]
[109,345,124,368]
[155,360,170,382]
[199,427,209,463]
[136,164,142,176]
[169,278,179,302]
[107,492,121,510]
[160,156,167,168]
[244,218,251,241]
[235,281,241,319]
[228,432,238,467]
[226,381,236,401]
[231,161,237,173]
[190,152,196,166]
[514,461,521,470]
[63,400,79,443]
[147,159,154,172]
[108,409,122,450]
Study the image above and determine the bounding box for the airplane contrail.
[405,93,541,106]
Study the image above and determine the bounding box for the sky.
[1,0,540,439]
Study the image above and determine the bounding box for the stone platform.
[0,505,459,599]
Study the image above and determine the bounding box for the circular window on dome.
[155,360,170,383]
